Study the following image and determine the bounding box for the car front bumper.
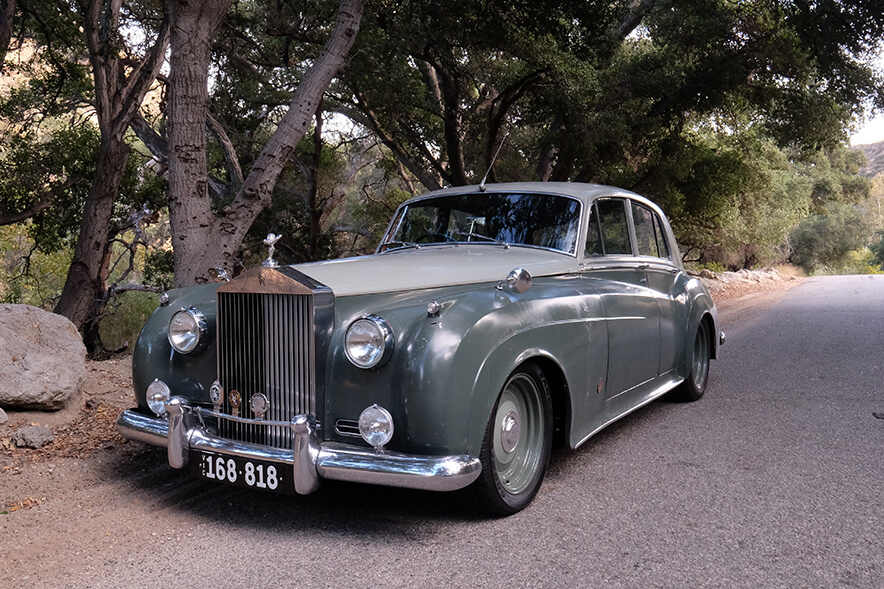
[115,398,481,494]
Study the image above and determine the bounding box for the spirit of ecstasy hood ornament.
[262,233,282,267]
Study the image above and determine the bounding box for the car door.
[582,198,660,416]
[630,200,684,376]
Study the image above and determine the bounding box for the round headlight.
[359,404,394,449]
[344,314,394,369]
[168,307,207,354]
[146,379,171,416]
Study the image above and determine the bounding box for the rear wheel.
[464,363,553,515]
[673,322,711,402]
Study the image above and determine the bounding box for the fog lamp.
[358,404,394,451]
[146,379,171,416]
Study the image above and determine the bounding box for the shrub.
[97,291,160,354]
[790,203,874,273]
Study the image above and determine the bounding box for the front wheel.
[463,363,553,515]
[673,321,711,402]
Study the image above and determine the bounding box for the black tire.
[462,362,553,515]
[673,321,711,402]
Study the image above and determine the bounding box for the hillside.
[854,141,884,178]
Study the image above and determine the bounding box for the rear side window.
[631,202,670,259]
[596,199,632,255]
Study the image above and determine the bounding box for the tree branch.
[0,174,85,225]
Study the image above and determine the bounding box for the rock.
[12,424,54,448]
[699,269,715,279]
[0,304,87,410]
[0,407,7,425]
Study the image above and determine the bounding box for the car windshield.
[380,192,581,255]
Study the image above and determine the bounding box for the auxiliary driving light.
[146,379,171,416]
[358,404,394,451]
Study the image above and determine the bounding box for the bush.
[871,230,884,268]
[98,291,160,355]
[790,203,874,273]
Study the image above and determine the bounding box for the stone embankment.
[694,267,800,302]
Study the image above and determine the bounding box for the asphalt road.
[5,275,884,588]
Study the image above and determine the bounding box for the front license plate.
[190,451,292,494]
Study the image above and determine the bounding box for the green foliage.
[143,249,175,290]
[870,229,884,268]
[0,123,98,250]
[0,225,72,307]
[790,203,875,273]
[4,0,884,306]
[97,291,160,354]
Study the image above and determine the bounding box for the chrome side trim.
[116,408,482,494]
[573,374,683,449]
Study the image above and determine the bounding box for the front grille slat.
[217,291,316,450]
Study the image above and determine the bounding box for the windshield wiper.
[379,240,422,253]
[451,231,510,249]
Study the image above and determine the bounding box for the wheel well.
[527,356,570,448]
[701,314,717,360]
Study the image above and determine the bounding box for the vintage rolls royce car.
[116,182,722,514]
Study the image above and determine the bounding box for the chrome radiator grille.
[216,291,316,450]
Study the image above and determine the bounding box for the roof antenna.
[479,131,510,192]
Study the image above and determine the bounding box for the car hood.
[293,245,578,297]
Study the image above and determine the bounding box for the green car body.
[117,182,721,514]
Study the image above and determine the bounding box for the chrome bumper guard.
[115,399,482,494]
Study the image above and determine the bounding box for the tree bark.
[164,0,232,285]
[54,135,128,328]
[308,102,323,261]
[0,0,16,64]
[167,0,365,286]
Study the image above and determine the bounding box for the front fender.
[131,283,220,409]
[392,278,602,457]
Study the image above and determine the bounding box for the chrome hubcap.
[499,410,521,454]
[492,372,545,494]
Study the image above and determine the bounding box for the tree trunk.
[309,102,323,261]
[0,0,16,63]
[168,0,365,286]
[164,0,232,285]
[54,134,128,328]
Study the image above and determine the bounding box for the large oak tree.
[160,0,364,286]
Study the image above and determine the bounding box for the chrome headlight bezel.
[358,404,395,450]
[344,314,394,369]
[167,307,208,354]
[146,379,171,416]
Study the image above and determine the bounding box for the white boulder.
[0,304,87,410]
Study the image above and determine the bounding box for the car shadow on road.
[107,439,490,534]
[105,397,683,534]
